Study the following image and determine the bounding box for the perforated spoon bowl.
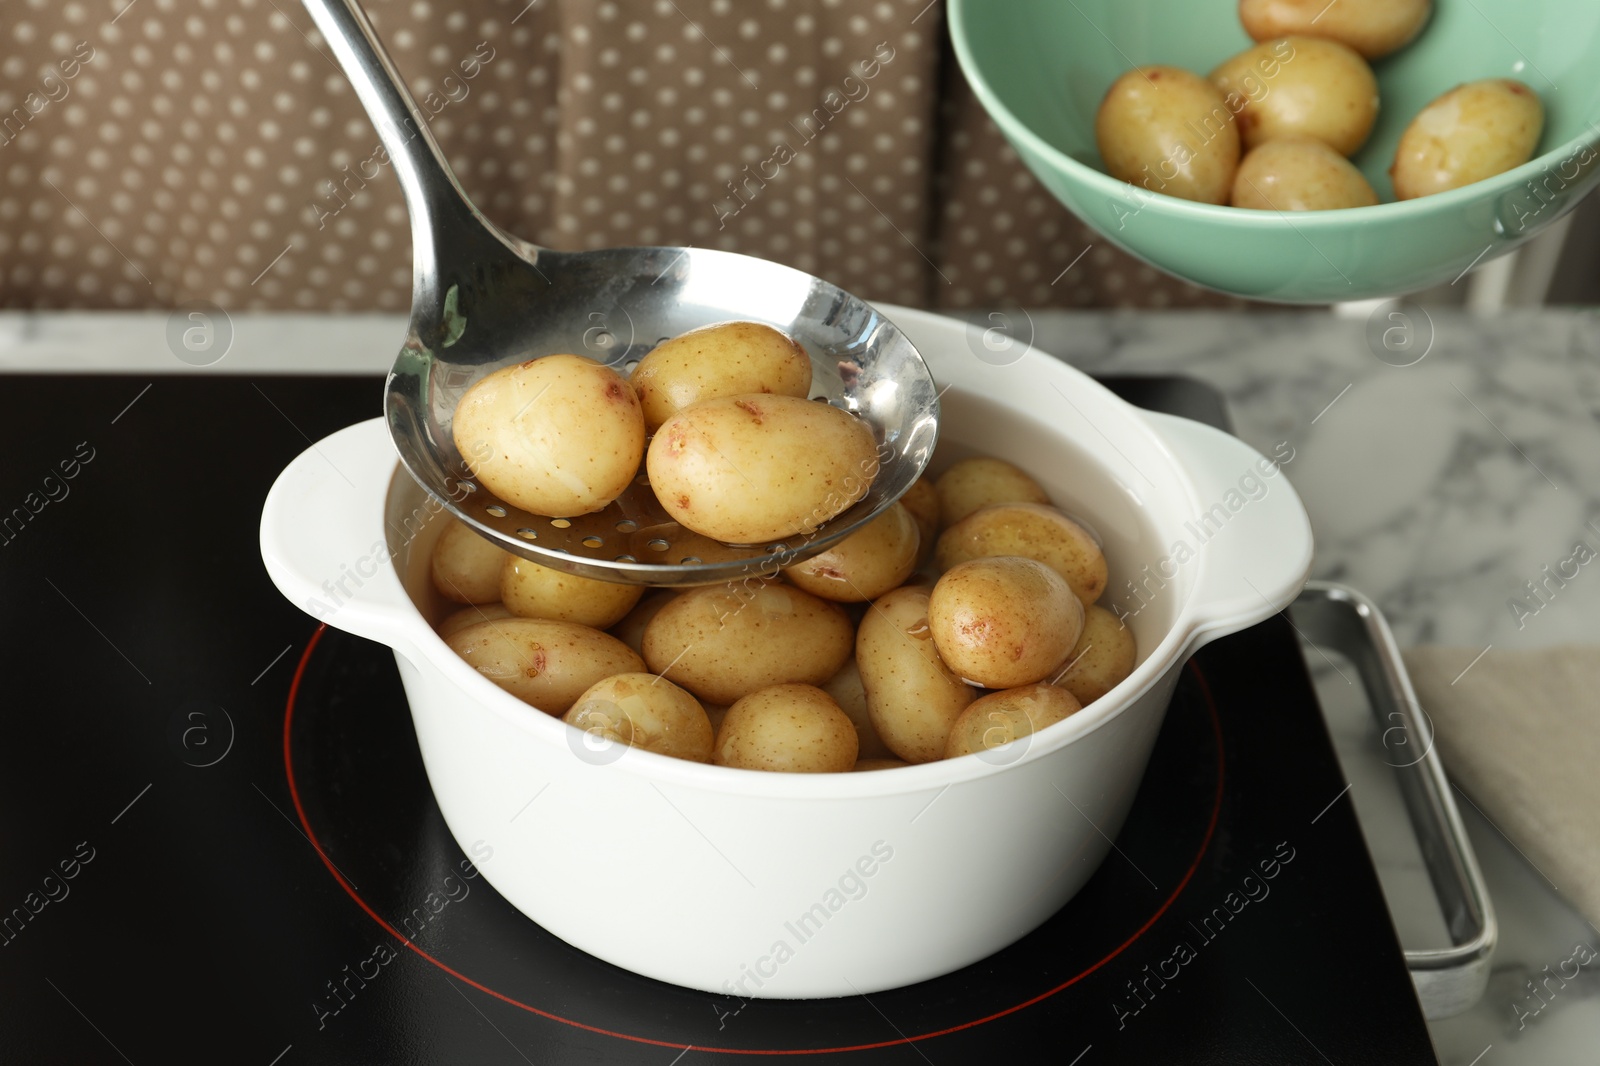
[302,0,939,586]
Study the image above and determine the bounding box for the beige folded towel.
[1403,646,1600,929]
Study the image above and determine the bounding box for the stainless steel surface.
[299,0,939,586]
[1291,581,1498,1020]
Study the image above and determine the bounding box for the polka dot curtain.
[0,0,1244,312]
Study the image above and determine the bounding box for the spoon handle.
[299,0,494,265]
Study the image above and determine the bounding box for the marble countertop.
[1013,308,1600,653]
[4,307,1597,1064]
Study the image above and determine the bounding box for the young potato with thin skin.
[713,684,858,773]
[1391,80,1543,200]
[928,557,1084,690]
[900,477,940,561]
[500,555,643,629]
[452,354,645,517]
[563,673,714,763]
[936,503,1107,606]
[856,586,976,763]
[945,684,1083,760]
[1096,66,1241,205]
[854,757,909,772]
[444,617,645,714]
[642,579,854,705]
[1053,605,1139,707]
[935,457,1051,528]
[608,588,678,657]
[431,518,511,604]
[437,602,516,639]
[820,658,893,760]
[1232,138,1379,210]
[1211,38,1377,156]
[1240,0,1431,60]
[647,394,879,544]
[784,502,919,603]
[630,321,812,432]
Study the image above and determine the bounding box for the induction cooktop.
[0,372,1436,1064]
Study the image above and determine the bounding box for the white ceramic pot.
[260,306,1312,999]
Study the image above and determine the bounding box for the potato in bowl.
[949,0,1600,301]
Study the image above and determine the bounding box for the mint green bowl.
[949,0,1600,303]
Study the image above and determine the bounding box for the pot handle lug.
[1144,412,1314,651]
[260,418,421,655]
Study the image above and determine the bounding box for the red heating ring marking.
[284,624,1227,1056]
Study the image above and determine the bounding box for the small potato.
[784,502,919,603]
[444,617,644,714]
[563,673,714,763]
[431,518,511,604]
[935,457,1050,528]
[928,557,1084,689]
[900,477,940,560]
[452,354,645,517]
[647,394,879,545]
[856,586,976,763]
[501,555,643,629]
[1211,38,1378,156]
[630,321,812,432]
[1054,605,1139,706]
[1391,80,1543,200]
[945,685,1082,760]
[854,758,909,772]
[713,684,858,773]
[936,503,1107,606]
[608,588,678,657]
[819,658,893,760]
[437,602,515,639]
[1096,65,1241,205]
[1240,0,1431,60]
[642,580,854,705]
[1232,138,1379,210]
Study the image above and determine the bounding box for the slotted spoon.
[301,0,939,587]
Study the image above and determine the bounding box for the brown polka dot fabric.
[0,0,1240,312]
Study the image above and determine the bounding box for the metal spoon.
[301,0,939,587]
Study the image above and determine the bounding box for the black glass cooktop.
[0,372,1436,1064]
